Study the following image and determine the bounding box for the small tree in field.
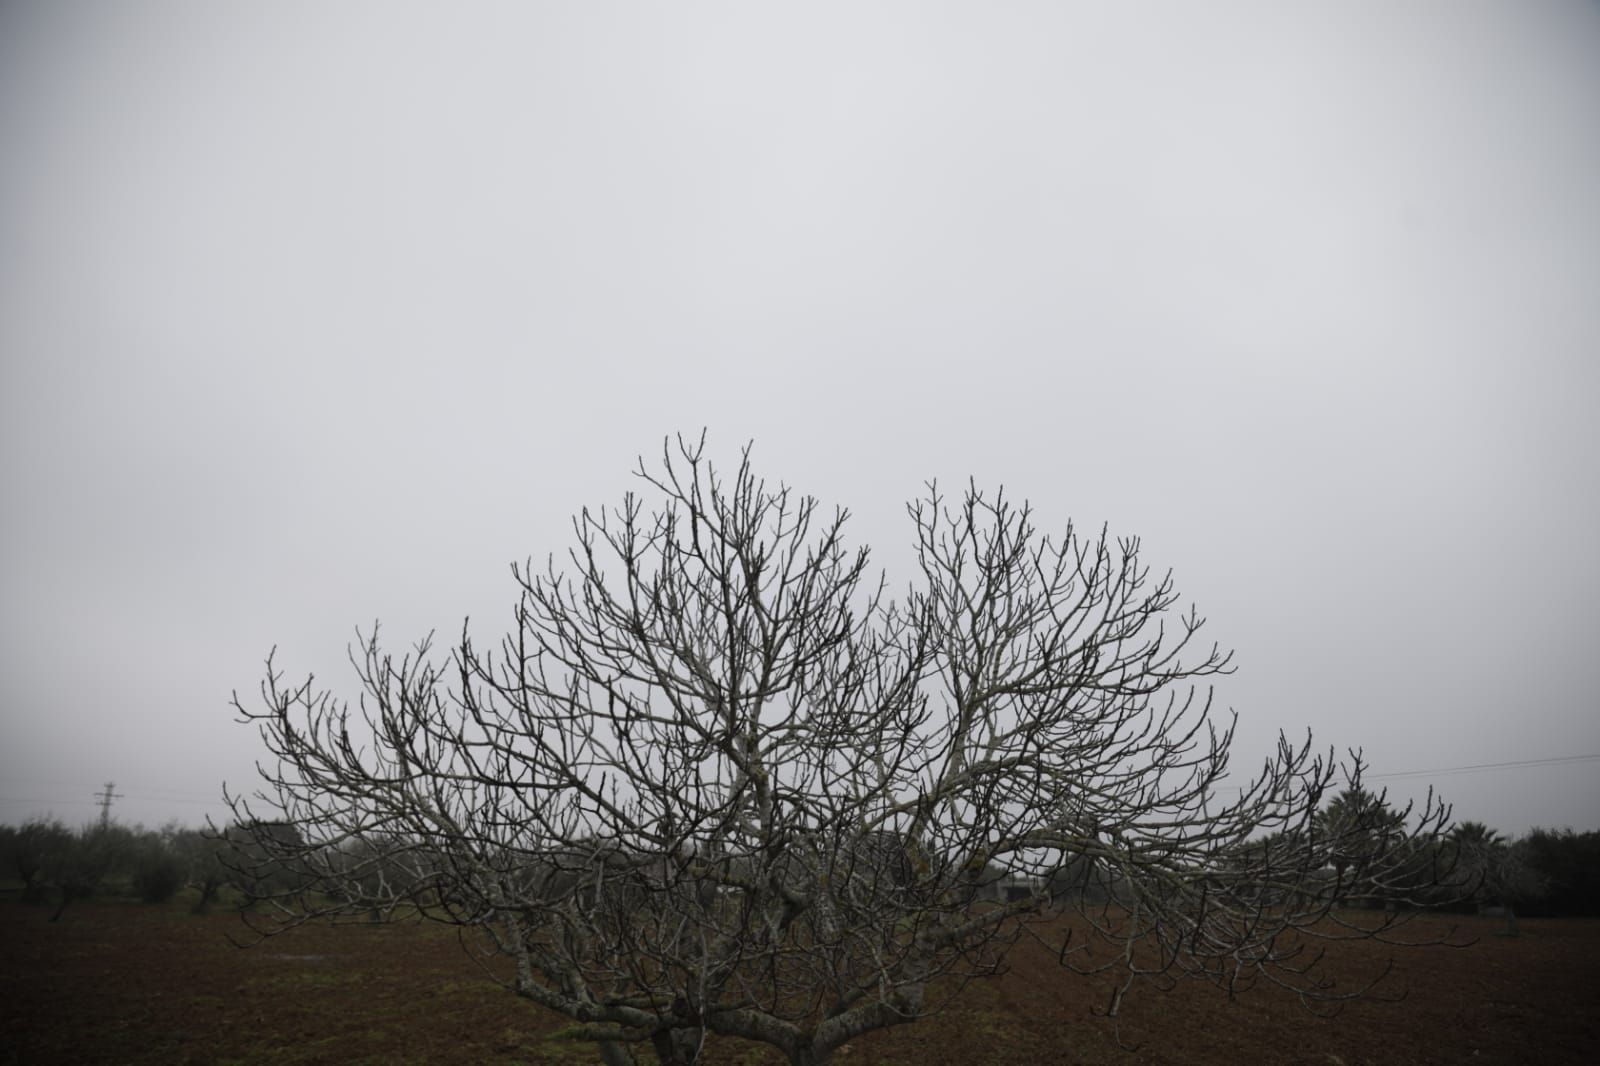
[228,437,1454,1066]
[130,831,185,904]
[168,827,230,914]
[3,817,73,904]
[46,824,129,921]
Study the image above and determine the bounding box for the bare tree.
[227,436,1454,1066]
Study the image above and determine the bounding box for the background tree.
[227,437,1455,1066]
[2,817,73,904]
[1445,821,1542,935]
[1315,786,1414,909]
[121,823,186,905]
[1517,828,1600,917]
[44,823,132,921]
[166,826,230,914]
[218,820,311,905]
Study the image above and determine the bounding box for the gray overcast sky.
[2,2,1596,836]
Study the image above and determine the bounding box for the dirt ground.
[1,900,1595,1065]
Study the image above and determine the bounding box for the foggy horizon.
[2,2,1597,840]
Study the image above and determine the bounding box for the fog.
[2,2,1596,836]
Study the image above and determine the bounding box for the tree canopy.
[227,437,1455,1066]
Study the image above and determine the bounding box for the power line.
[1,777,225,801]
[0,794,223,808]
[1367,753,1600,781]
[93,781,124,830]
[1202,751,1600,795]
[0,797,98,806]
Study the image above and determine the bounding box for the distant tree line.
[2,801,1596,927]
[0,817,305,920]
[1208,788,1600,925]
[1028,787,1600,926]
[1444,823,1600,920]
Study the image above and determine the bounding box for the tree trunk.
[191,876,223,915]
[50,885,84,923]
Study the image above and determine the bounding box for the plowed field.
[2,902,1595,1064]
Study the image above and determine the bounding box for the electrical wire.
[1367,753,1600,781]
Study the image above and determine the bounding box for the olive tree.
[227,437,1453,1066]
[168,827,231,913]
[3,817,73,904]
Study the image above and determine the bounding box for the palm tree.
[1316,787,1405,906]
[1448,821,1536,935]
[1449,821,1505,852]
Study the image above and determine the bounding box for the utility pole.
[94,781,124,831]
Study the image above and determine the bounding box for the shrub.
[132,841,186,904]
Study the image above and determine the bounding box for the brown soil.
[1,901,1595,1064]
